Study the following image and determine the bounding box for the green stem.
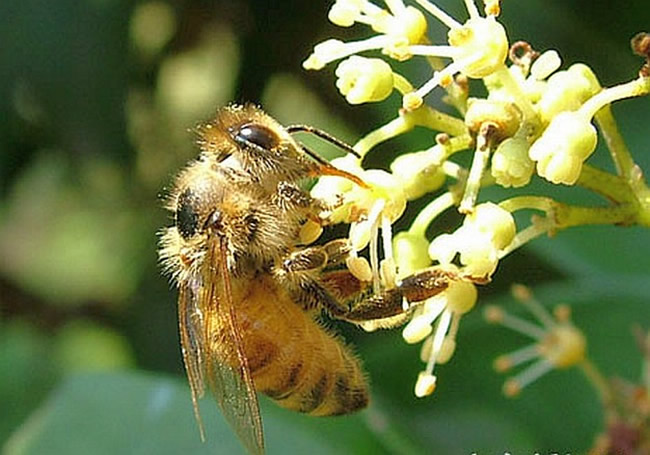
[580,76,650,121]
[579,358,613,407]
[594,106,636,179]
[409,191,457,238]
[577,165,633,204]
[354,116,414,157]
[498,196,555,213]
[553,203,637,228]
[353,105,468,157]
[393,72,415,95]
[410,104,468,136]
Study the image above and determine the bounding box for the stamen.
[414,62,463,100]
[505,358,555,395]
[463,0,480,20]
[367,199,386,294]
[384,0,406,15]
[518,291,557,330]
[426,309,452,373]
[497,343,540,370]
[492,311,547,340]
[407,45,458,58]
[414,0,462,29]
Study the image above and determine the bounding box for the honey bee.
[159,104,453,454]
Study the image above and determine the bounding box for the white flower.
[491,136,534,188]
[529,111,597,185]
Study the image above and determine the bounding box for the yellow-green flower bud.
[448,17,508,79]
[464,98,521,140]
[530,50,561,81]
[393,231,431,276]
[465,202,516,250]
[537,63,601,125]
[335,56,394,104]
[491,136,534,188]
[529,111,597,185]
[328,0,363,27]
[428,233,457,265]
[457,232,499,277]
[390,151,446,200]
[387,6,427,45]
[445,280,478,315]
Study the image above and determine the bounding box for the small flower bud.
[491,136,534,188]
[465,202,516,250]
[328,0,363,27]
[529,111,597,185]
[335,56,394,104]
[457,233,499,277]
[464,98,521,140]
[393,231,431,276]
[428,233,457,264]
[537,63,601,124]
[390,151,446,200]
[530,50,561,81]
[448,17,509,79]
[445,280,478,315]
[386,6,427,45]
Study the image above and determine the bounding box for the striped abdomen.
[234,274,369,416]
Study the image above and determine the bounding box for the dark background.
[1,0,649,453]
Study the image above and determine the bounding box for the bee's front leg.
[272,239,353,311]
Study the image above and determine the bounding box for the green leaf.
[4,371,398,455]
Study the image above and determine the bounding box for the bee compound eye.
[176,188,200,239]
[233,123,279,151]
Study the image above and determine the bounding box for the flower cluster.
[304,0,650,398]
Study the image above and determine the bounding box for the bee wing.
[178,276,208,440]
[179,239,265,455]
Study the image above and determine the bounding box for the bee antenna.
[286,125,361,159]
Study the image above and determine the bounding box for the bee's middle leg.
[277,240,455,323]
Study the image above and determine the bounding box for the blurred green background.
[1,0,649,454]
